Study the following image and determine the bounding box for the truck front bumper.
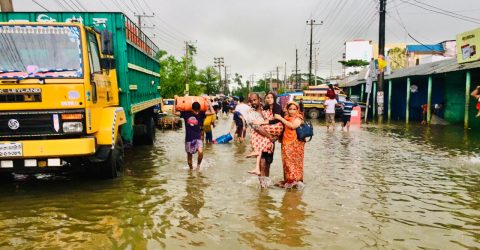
[0,138,96,170]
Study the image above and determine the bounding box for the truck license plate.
[0,142,23,158]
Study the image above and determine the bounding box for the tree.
[338,59,369,67]
[158,55,187,98]
[388,47,406,71]
[197,66,220,95]
[234,73,243,88]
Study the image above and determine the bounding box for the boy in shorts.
[177,101,214,170]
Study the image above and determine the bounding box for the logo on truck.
[8,119,19,130]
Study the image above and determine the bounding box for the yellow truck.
[0,12,161,178]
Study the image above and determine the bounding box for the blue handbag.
[296,121,313,142]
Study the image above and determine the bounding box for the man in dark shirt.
[341,96,357,131]
[177,101,214,170]
[299,98,304,113]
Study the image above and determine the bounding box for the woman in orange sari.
[274,102,306,188]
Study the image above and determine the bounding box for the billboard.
[457,27,480,64]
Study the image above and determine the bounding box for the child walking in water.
[471,85,480,117]
[247,92,284,175]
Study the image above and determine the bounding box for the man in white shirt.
[234,96,250,118]
[324,96,338,131]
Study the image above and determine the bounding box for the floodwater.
[0,117,479,249]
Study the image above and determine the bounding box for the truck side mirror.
[100,30,114,56]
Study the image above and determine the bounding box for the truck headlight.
[63,122,83,133]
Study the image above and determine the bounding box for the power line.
[31,0,49,11]
[399,0,480,24]
[72,0,87,11]
[53,0,67,11]
[61,0,76,11]
[411,0,480,22]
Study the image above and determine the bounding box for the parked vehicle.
[0,12,161,178]
[293,95,326,119]
[161,99,175,115]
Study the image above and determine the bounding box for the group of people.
[177,92,307,189]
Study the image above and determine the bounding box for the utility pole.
[224,65,228,94]
[377,0,387,122]
[134,12,155,32]
[214,57,224,94]
[306,19,323,86]
[269,71,273,91]
[0,0,13,12]
[264,73,268,92]
[295,49,299,89]
[314,48,318,86]
[185,42,190,96]
[276,66,279,90]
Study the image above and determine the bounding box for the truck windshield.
[0,25,83,79]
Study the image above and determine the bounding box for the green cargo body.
[0,12,161,142]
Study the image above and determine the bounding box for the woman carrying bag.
[274,102,306,188]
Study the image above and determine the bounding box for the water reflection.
[277,190,310,247]
[179,172,209,232]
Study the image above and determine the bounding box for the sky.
[11,0,480,85]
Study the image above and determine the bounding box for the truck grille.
[0,110,84,138]
[0,93,42,103]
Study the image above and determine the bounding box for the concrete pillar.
[427,76,432,124]
[465,71,471,128]
[360,84,364,102]
[349,87,352,97]
[406,78,410,124]
[388,80,392,122]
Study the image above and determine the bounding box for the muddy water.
[0,118,479,249]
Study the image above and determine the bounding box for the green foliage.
[338,59,369,67]
[234,73,243,88]
[232,87,249,99]
[197,66,220,95]
[388,47,406,71]
[158,55,187,98]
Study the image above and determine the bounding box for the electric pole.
[214,57,224,94]
[276,66,279,89]
[284,62,287,91]
[224,65,228,94]
[314,47,319,86]
[295,49,299,89]
[378,0,387,122]
[0,0,13,12]
[185,42,190,96]
[135,13,155,32]
[306,19,323,86]
[264,73,268,92]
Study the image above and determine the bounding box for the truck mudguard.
[95,107,127,148]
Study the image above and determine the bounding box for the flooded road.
[0,118,479,249]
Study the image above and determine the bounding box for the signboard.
[457,27,480,63]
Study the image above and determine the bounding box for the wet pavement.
[0,117,479,249]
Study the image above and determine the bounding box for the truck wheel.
[100,136,125,179]
[143,116,156,145]
[308,109,320,119]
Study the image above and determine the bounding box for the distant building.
[406,41,456,67]
[344,40,374,75]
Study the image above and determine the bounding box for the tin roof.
[340,58,480,87]
[385,58,480,80]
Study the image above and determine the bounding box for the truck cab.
[0,13,161,178]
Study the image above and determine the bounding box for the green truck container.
[0,12,161,178]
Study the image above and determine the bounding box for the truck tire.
[99,136,124,179]
[308,109,320,119]
[143,116,156,145]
